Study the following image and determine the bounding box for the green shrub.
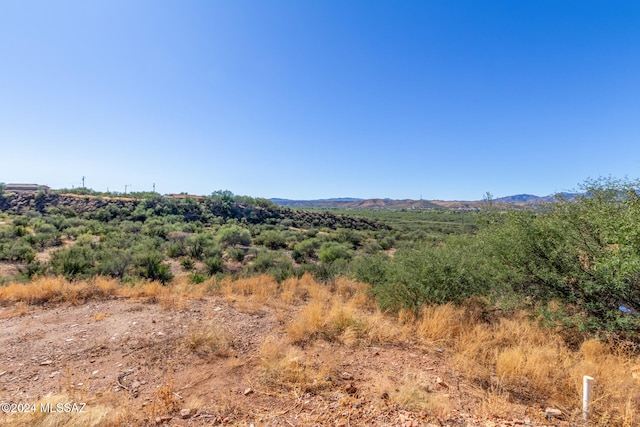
[96,249,133,279]
[181,257,195,271]
[217,225,251,248]
[226,247,245,262]
[49,246,96,279]
[373,236,499,312]
[256,230,287,249]
[318,242,354,263]
[7,240,36,263]
[204,255,224,275]
[248,251,294,281]
[167,241,187,258]
[136,251,173,284]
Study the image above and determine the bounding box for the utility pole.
[153,183,156,193]
[82,176,85,188]
[125,184,131,194]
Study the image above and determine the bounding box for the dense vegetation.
[1,178,640,343]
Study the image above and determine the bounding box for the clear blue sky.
[2,1,639,200]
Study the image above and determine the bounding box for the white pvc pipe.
[583,375,594,420]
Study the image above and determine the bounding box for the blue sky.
[2,1,639,200]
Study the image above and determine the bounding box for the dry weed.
[185,321,233,357]
[259,336,309,389]
[0,394,114,427]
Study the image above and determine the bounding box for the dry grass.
[258,335,310,389]
[407,304,640,425]
[0,394,116,427]
[0,276,120,306]
[185,320,233,357]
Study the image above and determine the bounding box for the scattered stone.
[341,372,354,380]
[40,360,53,366]
[131,381,141,389]
[545,407,563,418]
[323,376,332,382]
[155,416,172,424]
[0,371,7,377]
[380,392,389,400]
[345,383,357,394]
[243,387,254,396]
[180,408,192,419]
[434,347,444,353]
[92,370,99,376]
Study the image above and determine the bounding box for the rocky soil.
[0,296,576,426]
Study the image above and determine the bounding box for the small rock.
[131,381,141,389]
[341,372,354,380]
[40,360,53,366]
[345,383,357,394]
[323,376,332,382]
[155,416,172,424]
[243,388,254,396]
[92,370,99,375]
[380,392,389,400]
[436,377,449,388]
[180,408,192,419]
[545,407,563,418]
[33,376,39,381]
[434,347,444,353]
[0,371,7,377]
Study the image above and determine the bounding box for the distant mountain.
[271,193,583,210]
[492,194,542,203]
[271,198,442,210]
[493,193,581,204]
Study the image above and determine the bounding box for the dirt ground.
[0,296,573,426]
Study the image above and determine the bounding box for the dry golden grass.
[407,304,640,425]
[259,335,310,389]
[91,311,108,321]
[0,276,119,306]
[0,394,116,427]
[185,320,233,357]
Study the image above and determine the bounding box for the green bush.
[217,225,251,248]
[374,236,500,312]
[181,257,195,271]
[318,242,354,263]
[96,249,133,279]
[49,246,96,279]
[226,247,245,262]
[248,251,294,281]
[483,178,640,335]
[204,255,224,275]
[136,251,173,284]
[257,230,287,249]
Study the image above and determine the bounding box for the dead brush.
[148,371,182,417]
[185,321,233,357]
[392,372,452,417]
[415,303,471,344]
[219,274,278,307]
[259,336,310,389]
[279,276,309,304]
